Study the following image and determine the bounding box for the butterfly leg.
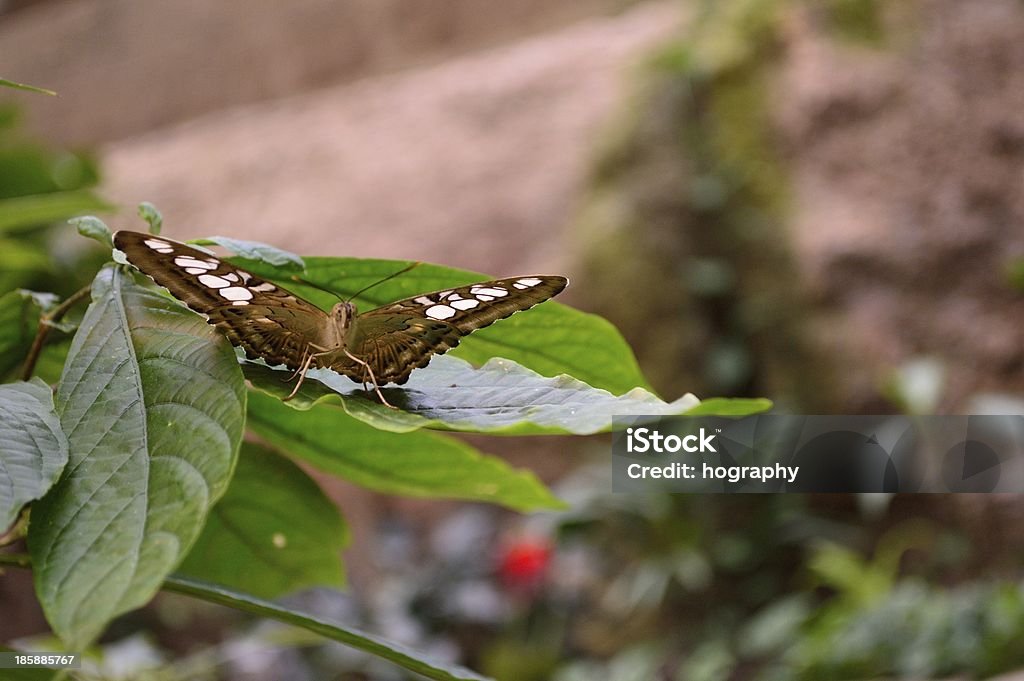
[283,351,317,401]
[343,348,396,409]
[284,347,311,383]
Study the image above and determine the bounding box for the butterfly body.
[113,231,567,399]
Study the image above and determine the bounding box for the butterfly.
[113,231,567,407]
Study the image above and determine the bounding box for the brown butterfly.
[113,231,567,407]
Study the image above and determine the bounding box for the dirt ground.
[777,0,1024,408]
[98,2,682,282]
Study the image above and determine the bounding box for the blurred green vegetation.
[4,2,1024,677]
[578,0,837,411]
[471,488,1024,681]
[0,104,113,381]
[545,0,1024,679]
[0,105,110,290]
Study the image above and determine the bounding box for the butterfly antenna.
[345,261,421,303]
[289,276,345,302]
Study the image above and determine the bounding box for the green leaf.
[684,397,773,416]
[32,338,72,386]
[247,390,563,511]
[69,215,112,248]
[244,354,699,435]
[178,443,347,598]
[194,236,304,269]
[0,289,48,378]
[29,265,247,647]
[0,238,51,280]
[0,379,67,529]
[137,202,162,235]
[0,192,111,233]
[0,77,56,96]
[163,575,494,681]
[233,256,651,395]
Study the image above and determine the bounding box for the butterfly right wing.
[337,275,568,385]
[113,230,328,370]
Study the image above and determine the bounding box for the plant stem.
[0,509,28,547]
[0,552,30,568]
[20,285,91,381]
[0,555,483,681]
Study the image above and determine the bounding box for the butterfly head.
[329,301,358,332]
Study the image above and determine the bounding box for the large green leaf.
[178,443,347,598]
[0,191,111,233]
[164,575,494,681]
[232,256,651,395]
[683,397,774,416]
[0,379,67,529]
[247,390,563,511]
[28,265,246,647]
[245,355,699,435]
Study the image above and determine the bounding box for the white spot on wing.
[250,282,277,292]
[517,278,543,287]
[451,298,479,310]
[414,296,434,305]
[219,286,254,302]
[476,294,494,302]
[224,272,240,282]
[425,304,457,320]
[185,267,207,275]
[199,274,230,289]
[175,255,217,271]
[471,286,508,298]
[144,239,170,250]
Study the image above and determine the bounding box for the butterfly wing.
[338,275,567,385]
[113,230,327,370]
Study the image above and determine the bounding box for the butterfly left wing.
[337,275,567,385]
[113,230,330,370]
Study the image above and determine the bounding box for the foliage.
[0,205,764,678]
[28,264,247,647]
[0,105,107,384]
[468,481,1024,681]
[0,379,66,528]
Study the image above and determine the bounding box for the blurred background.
[2,0,1024,679]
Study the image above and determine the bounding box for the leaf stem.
[0,552,31,568]
[0,510,29,547]
[0,555,489,681]
[20,284,91,381]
